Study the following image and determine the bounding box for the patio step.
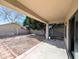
[0,43,17,59]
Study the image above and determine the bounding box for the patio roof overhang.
[0,0,77,24]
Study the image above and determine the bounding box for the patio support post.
[66,21,69,50]
[64,21,69,50]
[46,24,49,40]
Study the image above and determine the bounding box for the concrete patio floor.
[16,39,68,59]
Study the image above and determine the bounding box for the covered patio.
[0,0,78,59]
[0,0,77,40]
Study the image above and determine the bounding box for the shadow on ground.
[27,34,66,49]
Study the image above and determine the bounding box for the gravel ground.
[0,34,42,56]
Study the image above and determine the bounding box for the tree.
[23,16,45,33]
[0,5,24,23]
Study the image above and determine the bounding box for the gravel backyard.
[0,34,43,56]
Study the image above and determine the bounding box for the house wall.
[74,12,78,59]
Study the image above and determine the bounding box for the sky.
[0,5,26,25]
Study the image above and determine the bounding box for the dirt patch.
[0,35,42,55]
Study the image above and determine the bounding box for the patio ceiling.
[0,0,77,24]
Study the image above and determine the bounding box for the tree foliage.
[23,16,45,30]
